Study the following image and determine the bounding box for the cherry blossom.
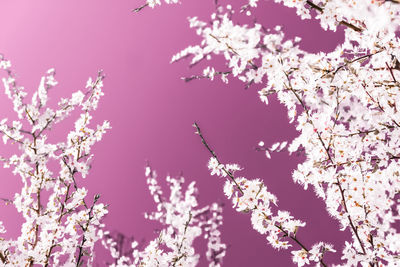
[0,55,110,266]
[133,0,180,13]
[101,165,226,267]
[178,1,400,265]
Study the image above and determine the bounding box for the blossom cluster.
[0,55,110,266]
[196,123,335,266]
[178,1,400,266]
[133,0,179,12]
[101,165,226,267]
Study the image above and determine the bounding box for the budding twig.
[194,122,328,267]
[76,194,101,267]
[193,122,244,195]
[132,3,149,12]
[306,1,362,32]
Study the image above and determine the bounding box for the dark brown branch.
[283,71,333,163]
[209,34,258,70]
[0,251,8,264]
[272,219,328,267]
[193,122,244,195]
[283,69,369,257]
[327,86,341,152]
[76,194,100,267]
[339,21,362,32]
[335,177,367,255]
[132,3,149,12]
[321,51,382,79]
[306,0,322,12]
[306,1,362,32]
[0,197,12,204]
[182,70,232,83]
[386,62,397,83]
[172,212,192,267]
[194,122,329,266]
[362,82,400,128]
[44,184,72,266]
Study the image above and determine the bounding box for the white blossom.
[182,2,400,264]
[102,165,226,267]
[0,57,109,266]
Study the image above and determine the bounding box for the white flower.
[223,180,234,198]
[175,1,400,265]
[208,157,224,176]
[291,249,309,267]
[103,166,226,266]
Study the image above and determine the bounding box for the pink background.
[0,1,348,266]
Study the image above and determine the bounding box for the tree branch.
[306,0,362,32]
[193,122,244,195]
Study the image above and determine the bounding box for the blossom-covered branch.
[173,1,400,265]
[101,165,226,266]
[132,0,179,12]
[0,55,110,266]
[193,122,335,267]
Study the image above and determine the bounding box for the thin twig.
[321,51,382,79]
[193,122,244,195]
[172,212,192,267]
[270,217,328,267]
[284,68,369,257]
[386,62,397,83]
[132,3,149,12]
[76,194,101,267]
[193,122,327,266]
[306,1,362,32]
